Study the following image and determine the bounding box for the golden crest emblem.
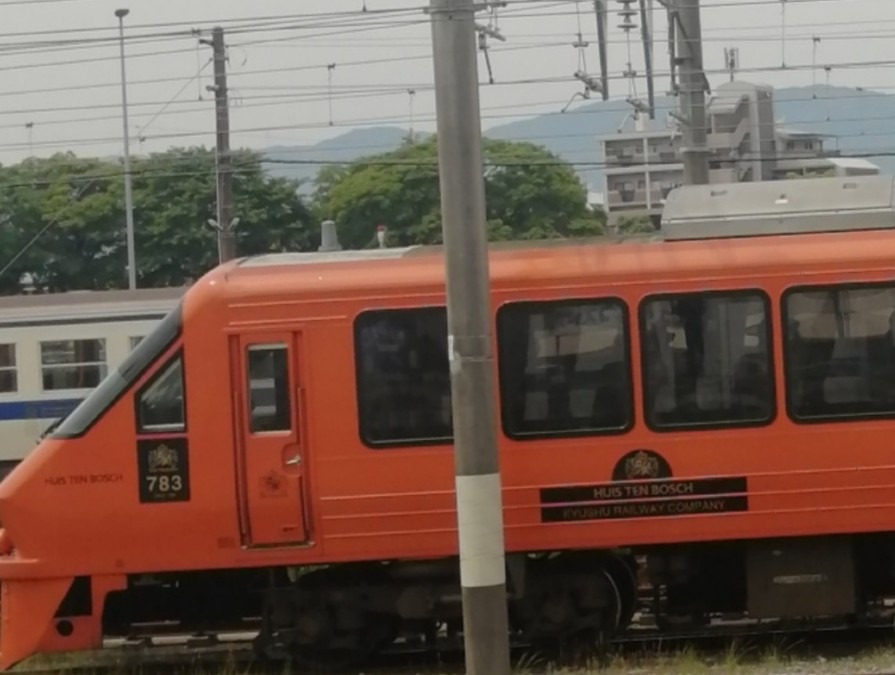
[625,450,659,480]
[260,470,286,498]
[148,444,178,473]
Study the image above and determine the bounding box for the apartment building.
[599,81,879,228]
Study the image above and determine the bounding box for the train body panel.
[5,230,895,666]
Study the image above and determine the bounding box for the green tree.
[616,215,657,235]
[0,148,313,293]
[131,147,313,287]
[312,137,604,248]
[0,153,124,294]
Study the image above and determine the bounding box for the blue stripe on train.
[0,398,82,422]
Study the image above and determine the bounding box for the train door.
[234,333,310,547]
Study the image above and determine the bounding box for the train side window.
[0,344,16,394]
[641,291,773,430]
[40,339,107,391]
[785,285,895,421]
[498,299,632,438]
[355,307,451,447]
[247,345,291,433]
[137,355,185,433]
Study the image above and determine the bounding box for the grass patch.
[13,639,895,675]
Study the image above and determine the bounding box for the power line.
[0,0,846,59]
[0,9,889,95]
[0,14,432,69]
[0,0,92,5]
[2,65,894,135]
[9,100,895,157]
[4,45,895,123]
[0,1,892,159]
[0,2,517,43]
[0,0,875,50]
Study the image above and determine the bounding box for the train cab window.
[247,345,291,433]
[641,292,773,429]
[355,307,451,447]
[40,339,107,391]
[785,285,895,420]
[498,299,632,438]
[137,355,185,433]
[52,305,183,439]
[0,344,16,394]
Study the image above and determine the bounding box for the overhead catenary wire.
[0,0,567,52]
[0,8,890,95]
[0,12,879,54]
[4,45,895,123]
[0,0,875,61]
[0,0,868,63]
[10,77,895,143]
[2,65,895,149]
[0,0,891,165]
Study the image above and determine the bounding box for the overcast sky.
[0,0,892,165]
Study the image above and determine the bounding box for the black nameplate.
[541,449,750,523]
[542,495,749,522]
[541,477,748,504]
[137,437,190,504]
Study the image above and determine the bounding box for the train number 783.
[146,475,183,494]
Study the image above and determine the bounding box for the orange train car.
[6,195,895,668]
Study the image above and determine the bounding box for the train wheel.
[287,603,397,673]
[523,555,624,651]
[266,567,398,673]
[596,553,638,630]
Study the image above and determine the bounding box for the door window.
[247,345,292,433]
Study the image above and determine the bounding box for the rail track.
[9,617,895,675]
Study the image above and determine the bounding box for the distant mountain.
[262,85,895,194]
[262,127,416,191]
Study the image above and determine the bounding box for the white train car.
[0,287,185,477]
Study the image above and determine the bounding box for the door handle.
[283,442,302,469]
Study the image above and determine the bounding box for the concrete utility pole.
[115,8,137,290]
[672,0,710,184]
[204,27,237,263]
[593,0,610,100]
[428,1,511,674]
[639,0,656,119]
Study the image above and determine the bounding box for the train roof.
[213,175,895,299]
[212,226,895,301]
[0,287,185,325]
[661,175,895,239]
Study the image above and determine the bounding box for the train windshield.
[50,304,184,439]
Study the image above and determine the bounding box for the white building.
[599,81,880,228]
